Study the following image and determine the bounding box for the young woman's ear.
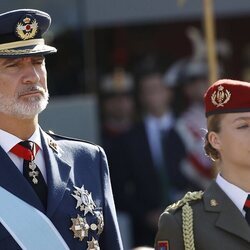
[208,131,221,151]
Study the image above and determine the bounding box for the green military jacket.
[155,181,250,250]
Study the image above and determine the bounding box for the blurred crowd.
[97,28,232,248]
[99,56,212,248]
[71,18,250,248]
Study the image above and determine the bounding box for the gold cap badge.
[211,85,231,108]
[16,15,38,40]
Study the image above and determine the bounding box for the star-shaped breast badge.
[69,214,89,241]
[72,185,96,215]
[87,237,100,250]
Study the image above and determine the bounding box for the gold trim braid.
[182,203,195,250]
[0,39,44,50]
[165,191,203,250]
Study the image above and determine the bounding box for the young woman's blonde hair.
[204,114,224,161]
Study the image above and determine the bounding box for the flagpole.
[178,0,218,84]
[203,0,218,84]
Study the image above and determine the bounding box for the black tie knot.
[19,140,34,151]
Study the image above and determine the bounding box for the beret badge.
[15,15,38,40]
[211,85,231,108]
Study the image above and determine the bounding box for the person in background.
[99,67,136,157]
[0,9,123,249]
[166,58,213,190]
[112,65,192,248]
[155,79,250,250]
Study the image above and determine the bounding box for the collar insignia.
[16,15,38,40]
[72,185,96,216]
[211,85,231,108]
[47,137,58,153]
[210,199,218,207]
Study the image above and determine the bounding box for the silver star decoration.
[72,185,96,215]
[87,237,100,250]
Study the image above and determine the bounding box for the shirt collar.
[145,112,174,131]
[0,127,43,153]
[216,174,249,213]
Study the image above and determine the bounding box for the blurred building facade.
[2,0,250,94]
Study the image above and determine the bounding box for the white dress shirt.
[216,174,248,216]
[0,127,47,182]
[144,112,174,169]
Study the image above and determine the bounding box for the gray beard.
[0,91,49,119]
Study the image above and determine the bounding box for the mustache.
[17,85,47,97]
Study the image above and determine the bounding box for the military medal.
[87,237,100,250]
[70,214,89,241]
[95,211,104,235]
[28,161,39,184]
[72,185,96,215]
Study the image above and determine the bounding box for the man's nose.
[22,64,40,84]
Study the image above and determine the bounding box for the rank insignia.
[47,138,58,153]
[72,185,96,215]
[69,214,89,241]
[210,199,218,207]
[87,237,100,250]
[16,15,38,40]
[157,240,169,250]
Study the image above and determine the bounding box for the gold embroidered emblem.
[210,199,218,207]
[69,214,89,241]
[16,16,38,40]
[211,85,231,107]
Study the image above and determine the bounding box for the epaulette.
[46,130,98,146]
[165,191,203,213]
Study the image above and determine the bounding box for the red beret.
[204,79,250,117]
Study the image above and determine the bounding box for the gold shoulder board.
[165,191,204,213]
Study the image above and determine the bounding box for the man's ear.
[208,131,221,151]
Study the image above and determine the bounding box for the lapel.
[40,130,72,218]
[0,146,45,212]
[140,122,155,167]
[203,181,250,242]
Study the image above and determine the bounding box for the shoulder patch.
[165,191,203,213]
[46,131,97,146]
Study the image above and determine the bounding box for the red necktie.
[10,141,47,208]
[244,195,250,225]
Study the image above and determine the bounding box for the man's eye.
[6,63,17,68]
[238,124,249,129]
[34,60,44,65]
